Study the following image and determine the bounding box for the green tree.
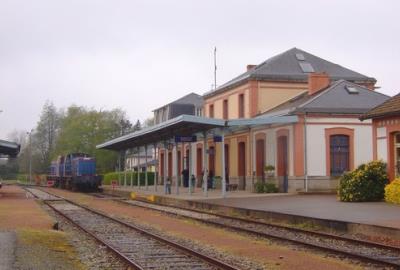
[132,119,141,131]
[53,106,132,173]
[34,101,60,172]
[143,116,154,128]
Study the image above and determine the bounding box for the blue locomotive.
[47,153,102,191]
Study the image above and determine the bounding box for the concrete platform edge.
[103,187,400,240]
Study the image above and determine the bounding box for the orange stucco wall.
[204,80,308,119]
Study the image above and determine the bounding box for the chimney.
[308,72,330,95]
[247,64,256,71]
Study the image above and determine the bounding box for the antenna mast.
[214,47,217,90]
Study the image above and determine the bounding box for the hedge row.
[102,171,155,186]
[16,174,29,183]
[254,182,278,193]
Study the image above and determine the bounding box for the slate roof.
[204,47,376,98]
[361,92,400,120]
[261,80,389,116]
[153,92,203,111]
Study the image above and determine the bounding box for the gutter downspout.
[304,113,309,192]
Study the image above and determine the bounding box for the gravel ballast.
[0,231,16,270]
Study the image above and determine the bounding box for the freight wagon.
[47,153,102,191]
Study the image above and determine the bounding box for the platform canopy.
[97,114,226,151]
[97,114,299,151]
[0,139,20,157]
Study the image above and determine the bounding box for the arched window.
[330,135,350,176]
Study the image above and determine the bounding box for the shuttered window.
[209,104,214,118]
[239,94,244,118]
[223,100,228,119]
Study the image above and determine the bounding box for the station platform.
[104,184,287,200]
[103,184,400,239]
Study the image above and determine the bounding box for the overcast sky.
[0,0,399,139]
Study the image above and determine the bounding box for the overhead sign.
[175,135,197,143]
[213,135,222,142]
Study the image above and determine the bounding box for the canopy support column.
[221,129,226,198]
[203,131,208,197]
[164,142,168,194]
[118,151,122,186]
[123,150,127,187]
[145,145,148,190]
[123,151,127,187]
[188,142,193,195]
[137,147,140,189]
[154,143,158,192]
[130,150,133,187]
[175,142,179,195]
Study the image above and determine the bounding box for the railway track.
[25,188,239,270]
[28,187,400,268]
[115,196,400,269]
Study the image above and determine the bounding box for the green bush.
[103,171,155,186]
[338,160,388,202]
[264,182,279,193]
[254,182,265,193]
[16,174,28,183]
[254,182,278,193]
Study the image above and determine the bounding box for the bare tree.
[143,116,155,128]
[34,101,61,172]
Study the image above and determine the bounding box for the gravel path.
[0,231,16,270]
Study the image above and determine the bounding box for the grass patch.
[17,229,86,270]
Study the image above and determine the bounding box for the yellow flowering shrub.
[338,160,388,202]
[385,178,400,204]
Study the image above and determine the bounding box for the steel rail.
[31,187,400,268]
[28,188,239,270]
[114,197,400,268]
[45,200,143,270]
[24,188,141,269]
[125,196,400,251]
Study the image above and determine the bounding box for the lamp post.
[27,130,33,184]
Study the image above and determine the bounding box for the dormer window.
[196,108,203,116]
[345,85,359,94]
[299,62,314,73]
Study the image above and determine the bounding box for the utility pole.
[27,130,33,184]
[214,47,217,90]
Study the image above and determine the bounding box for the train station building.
[97,48,390,196]
[361,92,400,181]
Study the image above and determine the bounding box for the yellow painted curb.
[147,195,155,202]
